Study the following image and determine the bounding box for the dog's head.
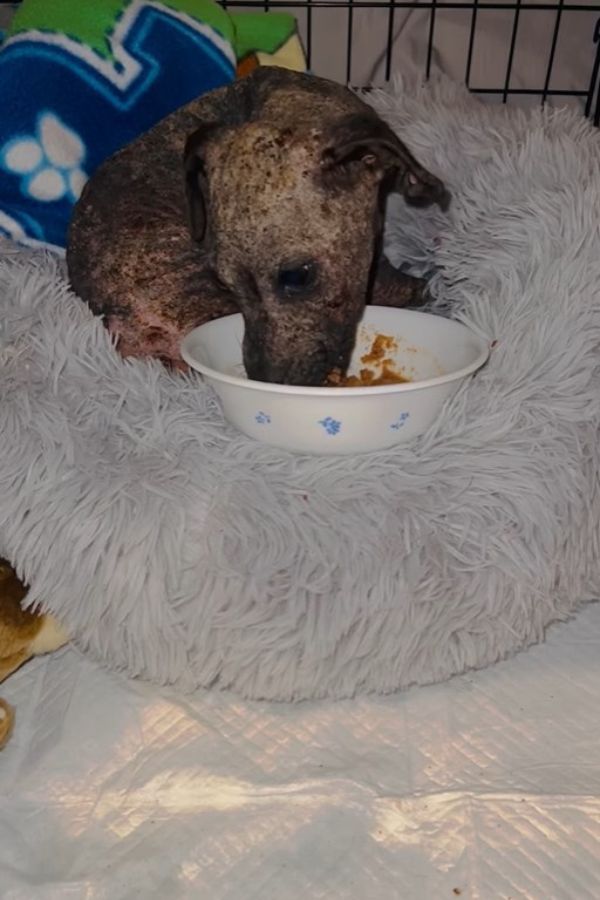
[185,101,449,386]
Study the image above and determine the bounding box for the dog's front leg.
[370,254,429,308]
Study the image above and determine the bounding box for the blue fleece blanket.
[0,1,238,250]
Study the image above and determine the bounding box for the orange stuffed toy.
[0,559,68,748]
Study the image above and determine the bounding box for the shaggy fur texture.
[0,77,598,701]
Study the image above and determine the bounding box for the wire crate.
[225,0,600,122]
[1,0,599,121]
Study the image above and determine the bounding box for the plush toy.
[0,559,68,749]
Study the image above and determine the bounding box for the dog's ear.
[184,124,221,244]
[320,112,450,211]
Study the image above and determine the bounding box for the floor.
[1,602,599,900]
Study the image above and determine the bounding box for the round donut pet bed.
[0,76,598,701]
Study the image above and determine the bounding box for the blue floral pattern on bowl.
[255,411,271,425]
[319,416,341,436]
[390,412,410,430]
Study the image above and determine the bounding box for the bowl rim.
[180,308,491,397]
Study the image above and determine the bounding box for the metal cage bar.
[541,0,566,103]
[584,16,600,121]
[502,0,522,101]
[425,0,438,79]
[464,0,480,88]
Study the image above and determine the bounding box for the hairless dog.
[67,67,449,386]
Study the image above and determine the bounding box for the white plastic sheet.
[1,604,599,899]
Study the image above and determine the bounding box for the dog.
[67,66,449,386]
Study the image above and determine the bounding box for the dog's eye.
[276,262,317,298]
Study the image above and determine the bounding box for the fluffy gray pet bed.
[1,78,599,701]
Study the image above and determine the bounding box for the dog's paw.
[0,698,14,749]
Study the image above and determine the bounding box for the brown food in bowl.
[325,333,410,386]
[326,364,410,387]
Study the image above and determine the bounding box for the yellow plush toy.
[0,559,68,749]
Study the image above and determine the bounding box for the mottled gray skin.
[67,67,449,385]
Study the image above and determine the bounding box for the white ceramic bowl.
[181,306,490,455]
